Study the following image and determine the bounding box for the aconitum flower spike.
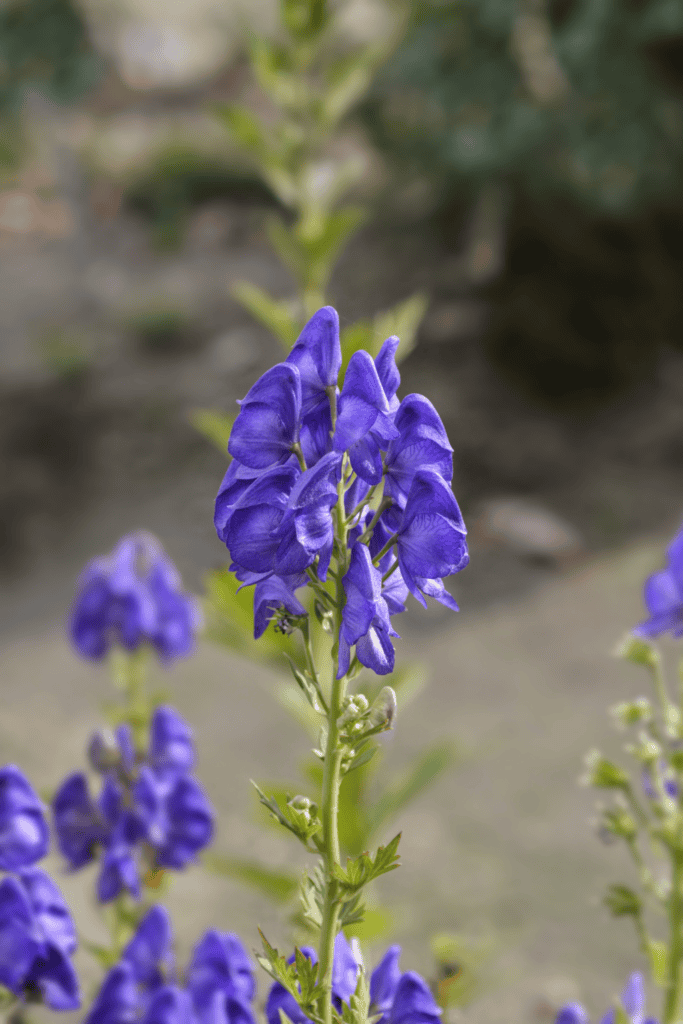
[634,525,683,639]
[287,305,341,414]
[396,470,468,609]
[70,532,201,664]
[0,764,50,871]
[228,363,302,470]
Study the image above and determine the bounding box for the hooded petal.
[388,972,441,1024]
[122,905,173,989]
[84,962,139,1024]
[149,707,196,777]
[634,568,683,638]
[0,764,50,871]
[556,1006,589,1024]
[28,942,81,1010]
[52,771,102,870]
[0,875,40,993]
[19,867,77,954]
[228,364,302,469]
[287,306,341,413]
[334,351,398,454]
[375,337,400,410]
[370,946,402,1021]
[187,930,256,1011]
[144,984,197,1024]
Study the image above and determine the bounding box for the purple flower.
[87,909,255,1024]
[634,526,683,639]
[334,351,399,483]
[396,470,468,610]
[70,533,202,664]
[224,463,301,575]
[0,870,80,1010]
[338,543,399,678]
[384,395,453,509]
[375,336,401,414]
[0,764,50,871]
[642,761,678,800]
[286,306,341,416]
[53,707,213,903]
[274,452,342,580]
[134,768,214,870]
[254,575,307,639]
[228,364,302,470]
[555,973,659,1024]
[369,947,442,1024]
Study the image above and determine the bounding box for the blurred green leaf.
[368,741,458,839]
[373,293,428,362]
[214,104,268,159]
[231,282,301,348]
[647,938,668,988]
[188,408,234,453]
[267,215,306,281]
[300,206,367,284]
[344,904,394,943]
[323,58,374,126]
[205,853,299,904]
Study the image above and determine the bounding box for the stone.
[475,497,585,563]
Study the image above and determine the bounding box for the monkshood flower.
[633,524,683,639]
[70,531,202,663]
[369,946,442,1024]
[0,766,80,1011]
[0,764,50,871]
[0,869,80,1010]
[555,973,658,1024]
[85,905,256,1024]
[214,305,468,669]
[52,706,213,902]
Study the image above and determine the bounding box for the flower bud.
[614,634,658,669]
[367,686,397,732]
[583,750,629,790]
[611,699,653,729]
[87,729,122,772]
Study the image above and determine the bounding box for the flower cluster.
[85,904,256,1024]
[556,973,658,1024]
[52,706,214,902]
[266,937,441,1024]
[633,523,683,640]
[70,531,202,664]
[215,306,468,676]
[0,764,80,1011]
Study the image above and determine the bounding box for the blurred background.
[1,0,683,1020]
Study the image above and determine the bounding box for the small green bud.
[614,634,659,668]
[611,699,653,728]
[288,795,313,813]
[583,750,630,789]
[601,807,637,842]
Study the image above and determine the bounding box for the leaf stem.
[664,850,683,1023]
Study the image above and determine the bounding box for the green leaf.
[368,741,457,839]
[345,745,378,773]
[204,853,298,904]
[603,884,642,917]
[188,408,234,453]
[300,869,325,929]
[323,59,373,126]
[614,634,659,669]
[287,656,325,713]
[231,282,301,348]
[300,206,367,283]
[257,930,300,992]
[342,964,372,1024]
[373,293,428,364]
[332,833,401,893]
[647,938,668,988]
[214,103,268,159]
[267,216,306,281]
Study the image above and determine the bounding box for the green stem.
[316,467,349,1024]
[664,851,683,1024]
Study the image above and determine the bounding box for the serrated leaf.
[231,282,301,347]
[204,853,298,904]
[188,407,234,453]
[368,741,457,839]
[338,891,366,928]
[603,883,642,918]
[252,782,322,846]
[332,833,401,893]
